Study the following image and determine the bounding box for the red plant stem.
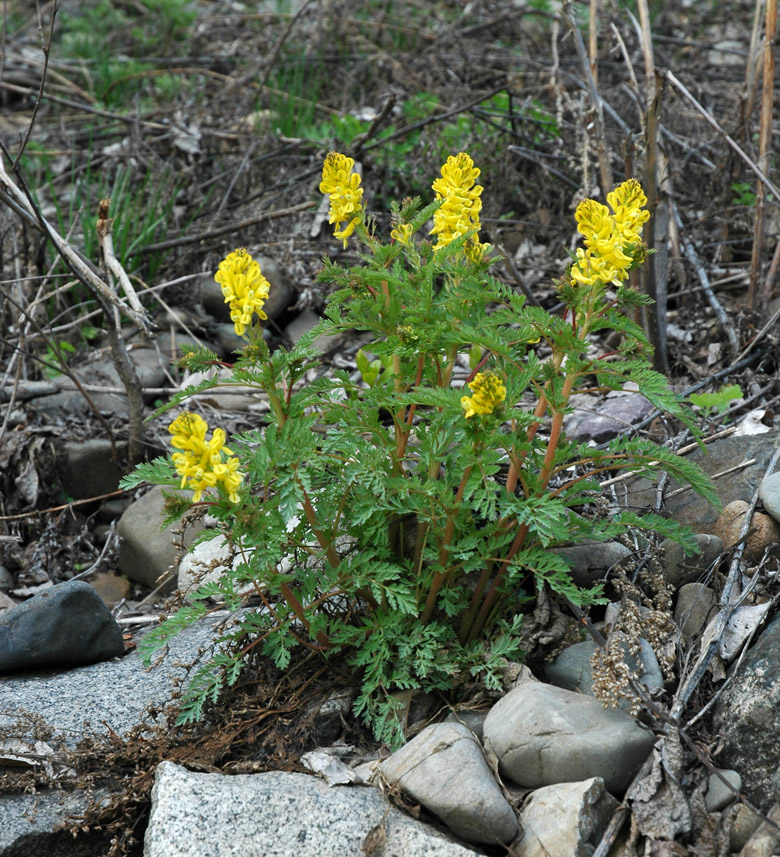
[420,464,473,624]
[465,352,491,383]
[251,582,330,651]
[298,479,342,570]
[465,368,579,645]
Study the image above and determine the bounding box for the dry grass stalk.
[748,0,777,312]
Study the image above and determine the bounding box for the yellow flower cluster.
[571,179,650,287]
[169,412,243,503]
[461,371,506,419]
[214,248,271,337]
[320,152,364,248]
[430,153,489,261]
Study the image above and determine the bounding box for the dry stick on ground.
[565,2,613,193]
[735,295,780,363]
[666,69,780,201]
[0,290,119,449]
[137,200,316,255]
[0,146,153,335]
[588,0,598,86]
[96,198,146,465]
[12,0,58,167]
[748,0,777,314]
[741,0,768,135]
[669,442,780,723]
[671,201,740,354]
[630,0,671,375]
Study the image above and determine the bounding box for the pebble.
[569,393,654,443]
[730,804,762,852]
[714,500,780,563]
[704,769,741,812]
[381,722,518,844]
[118,485,205,591]
[553,541,631,588]
[60,438,129,499]
[674,582,717,638]
[758,470,780,524]
[659,534,723,588]
[544,638,663,702]
[0,580,124,671]
[89,571,132,608]
[483,681,654,794]
[512,777,617,857]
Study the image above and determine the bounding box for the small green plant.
[23,153,180,283]
[731,182,757,207]
[123,153,716,746]
[689,383,743,417]
[42,340,76,378]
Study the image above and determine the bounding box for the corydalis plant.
[122,153,717,746]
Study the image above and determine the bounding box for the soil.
[3,0,780,853]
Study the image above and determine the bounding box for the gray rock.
[738,803,780,857]
[759,471,780,525]
[0,580,124,671]
[628,431,780,535]
[0,564,15,590]
[0,788,113,856]
[118,485,205,591]
[483,682,654,794]
[674,582,717,638]
[381,722,517,845]
[59,439,128,499]
[730,804,762,851]
[145,762,482,857]
[444,708,489,741]
[0,616,228,748]
[178,534,238,594]
[512,777,617,857]
[553,541,631,588]
[569,394,655,443]
[306,688,355,746]
[659,534,723,588]
[30,359,131,418]
[704,769,741,812]
[0,619,231,854]
[124,341,171,393]
[544,638,663,701]
[713,614,780,809]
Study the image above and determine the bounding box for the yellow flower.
[430,153,489,258]
[320,152,364,248]
[608,179,650,246]
[390,223,415,245]
[168,412,244,503]
[214,248,271,337]
[571,179,649,287]
[461,371,506,419]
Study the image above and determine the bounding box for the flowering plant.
[122,153,716,745]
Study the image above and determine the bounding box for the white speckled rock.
[512,777,618,857]
[483,682,654,794]
[381,722,518,845]
[144,762,482,857]
[178,534,242,594]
